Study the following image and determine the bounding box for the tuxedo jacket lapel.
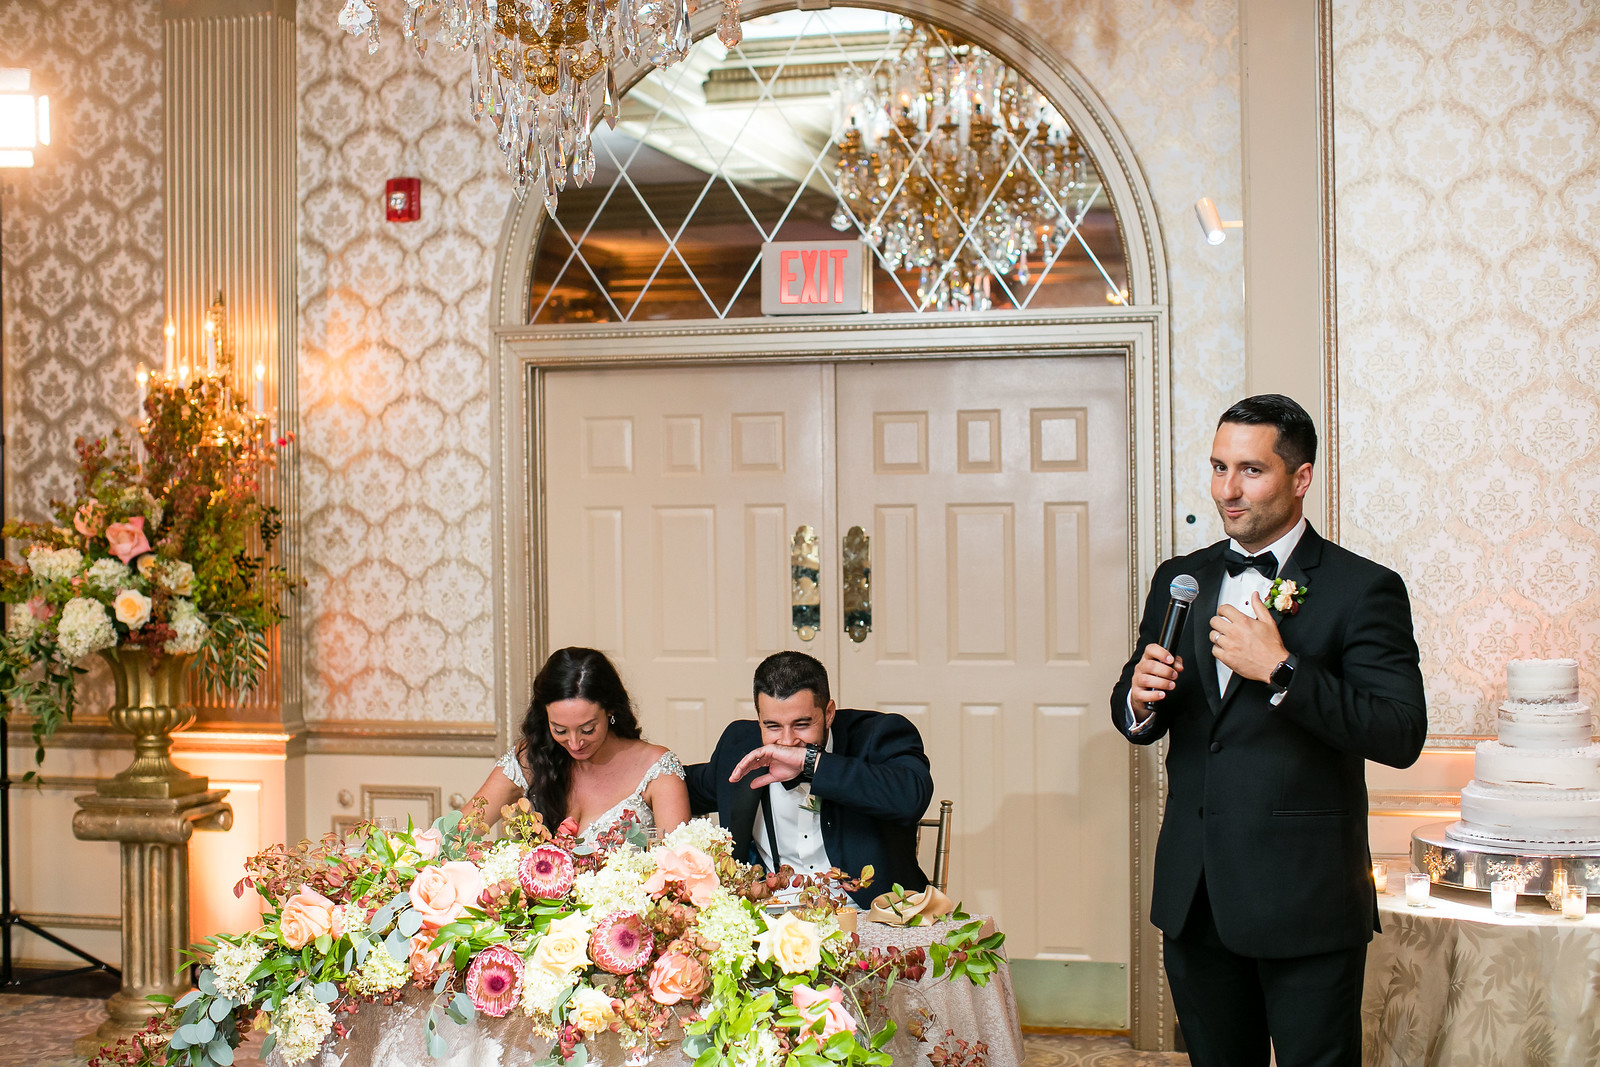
[1218,524,1326,714]
[729,770,762,864]
[1191,549,1227,716]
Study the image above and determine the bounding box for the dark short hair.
[753,651,830,709]
[1218,394,1318,471]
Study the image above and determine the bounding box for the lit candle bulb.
[253,360,266,413]
[203,319,217,376]
[136,363,149,415]
[163,323,176,377]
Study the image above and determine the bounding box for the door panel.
[543,365,834,765]
[834,357,1130,962]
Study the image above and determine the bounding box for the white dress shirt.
[1128,518,1306,733]
[754,731,835,876]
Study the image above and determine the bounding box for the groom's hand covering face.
[729,690,837,788]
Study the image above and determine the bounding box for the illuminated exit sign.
[760,240,872,315]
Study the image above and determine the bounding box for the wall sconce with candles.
[141,293,275,442]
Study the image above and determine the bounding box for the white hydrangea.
[478,840,530,888]
[209,938,269,999]
[84,558,133,593]
[270,989,335,1066]
[663,818,734,858]
[156,559,195,597]
[57,597,117,660]
[573,850,654,916]
[345,942,408,996]
[163,598,208,655]
[730,1028,783,1067]
[697,891,760,975]
[519,966,571,1030]
[28,547,84,584]
[7,604,42,640]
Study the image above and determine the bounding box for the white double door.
[542,356,1129,962]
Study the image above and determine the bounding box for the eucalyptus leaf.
[314,981,339,1003]
[208,997,233,1022]
[197,969,217,995]
[169,1033,192,1051]
[397,908,424,938]
[352,937,371,965]
[436,810,463,832]
[259,1033,276,1058]
[566,1044,589,1067]
[433,971,450,995]
[453,992,475,1017]
[386,928,409,961]
[207,1037,236,1065]
[426,1025,446,1057]
[681,1034,712,1056]
[176,990,203,1009]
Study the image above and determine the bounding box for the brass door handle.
[843,525,871,643]
[791,524,820,641]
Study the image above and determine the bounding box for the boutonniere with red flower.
[1267,577,1307,616]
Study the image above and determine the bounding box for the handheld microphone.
[1159,575,1200,654]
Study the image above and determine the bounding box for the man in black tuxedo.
[1111,394,1427,1067]
[685,651,933,907]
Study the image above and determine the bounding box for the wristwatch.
[799,743,822,781]
[1270,654,1298,695]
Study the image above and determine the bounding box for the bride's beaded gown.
[496,748,684,844]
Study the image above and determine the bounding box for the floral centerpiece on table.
[89,805,1005,1067]
[0,372,293,763]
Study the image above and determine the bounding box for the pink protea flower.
[589,911,654,975]
[518,844,576,900]
[465,944,523,1017]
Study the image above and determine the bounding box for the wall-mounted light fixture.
[0,68,50,168]
[1195,197,1242,245]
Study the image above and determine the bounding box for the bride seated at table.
[472,646,689,844]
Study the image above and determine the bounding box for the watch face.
[1271,662,1294,689]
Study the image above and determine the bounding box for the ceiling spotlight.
[1195,197,1242,245]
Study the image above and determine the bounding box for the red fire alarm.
[385,177,421,222]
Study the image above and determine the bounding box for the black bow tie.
[1223,547,1278,580]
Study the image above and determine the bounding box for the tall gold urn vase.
[72,647,233,1055]
[97,648,207,797]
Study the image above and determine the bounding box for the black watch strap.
[800,743,821,780]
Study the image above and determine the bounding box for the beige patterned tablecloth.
[282,918,1022,1067]
[1363,885,1600,1066]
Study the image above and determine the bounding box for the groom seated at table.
[685,651,934,908]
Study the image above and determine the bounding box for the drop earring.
[609,714,616,724]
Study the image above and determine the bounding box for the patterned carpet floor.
[0,994,1190,1067]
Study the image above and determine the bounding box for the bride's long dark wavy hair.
[518,647,642,827]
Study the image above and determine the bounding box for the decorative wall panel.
[0,0,164,526]
[997,0,1246,554]
[1333,0,1600,733]
[296,10,502,724]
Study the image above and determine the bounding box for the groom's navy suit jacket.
[685,708,934,908]
[1111,524,1427,959]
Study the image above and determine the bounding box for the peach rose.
[566,985,618,1033]
[408,860,483,930]
[643,845,721,907]
[791,983,857,1040]
[113,588,152,629]
[105,517,151,564]
[73,502,104,538]
[409,932,443,982]
[754,911,823,974]
[27,597,53,622]
[279,885,337,949]
[412,827,444,861]
[529,912,592,977]
[647,952,708,1005]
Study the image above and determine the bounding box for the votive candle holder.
[1564,885,1588,920]
[1405,872,1431,907]
[1372,861,1389,893]
[1490,879,1517,917]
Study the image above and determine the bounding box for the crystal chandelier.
[831,23,1096,312]
[336,0,744,215]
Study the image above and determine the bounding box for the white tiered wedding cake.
[1448,659,1600,850]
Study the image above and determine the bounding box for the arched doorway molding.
[486,1,1173,1048]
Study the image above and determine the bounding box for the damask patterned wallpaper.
[0,0,164,526]
[1333,0,1600,733]
[293,1,1245,726]
[296,12,505,723]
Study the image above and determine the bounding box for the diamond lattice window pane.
[528,6,1128,323]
